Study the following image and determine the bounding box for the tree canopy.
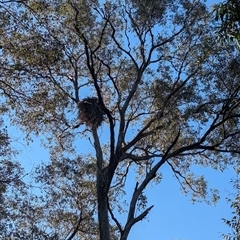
[0,0,240,239]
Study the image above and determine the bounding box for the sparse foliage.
[222,179,240,240]
[0,0,239,239]
[0,118,26,238]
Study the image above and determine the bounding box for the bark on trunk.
[92,128,110,240]
[97,174,110,240]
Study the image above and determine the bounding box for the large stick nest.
[78,97,105,128]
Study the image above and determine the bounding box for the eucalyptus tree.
[0,0,240,239]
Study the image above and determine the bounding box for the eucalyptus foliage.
[0,0,240,239]
[222,179,240,240]
[0,117,25,239]
[213,0,240,48]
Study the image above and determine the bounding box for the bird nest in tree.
[78,97,104,128]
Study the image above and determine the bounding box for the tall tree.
[0,0,240,239]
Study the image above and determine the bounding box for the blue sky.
[7,0,239,239]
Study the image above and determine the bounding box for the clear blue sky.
[8,0,238,239]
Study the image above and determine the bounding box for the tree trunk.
[97,174,110,240]
[92,128,110,240]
